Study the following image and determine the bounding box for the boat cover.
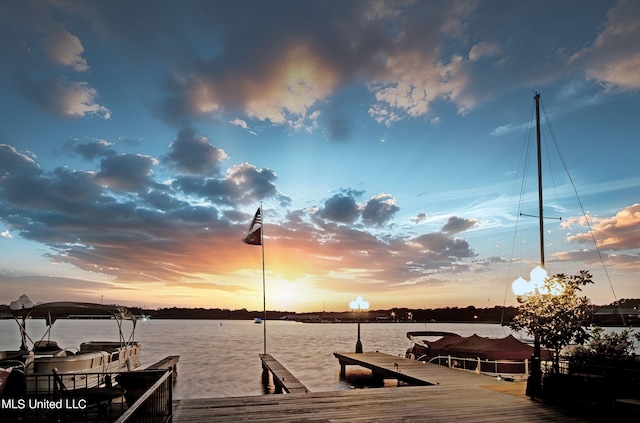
[11,302,137,325]
[425,334,551,360]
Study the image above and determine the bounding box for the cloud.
[173,162,288,206]
[65,139,117,160]
[315,191,399,226]
[165,128,228,175]
[230,118,248,129]
[0,144,42,177]
[95,154,158,193]
[318,194,360,224]
[157,41,341,127]
[0,140,485,294]
[361,193,400,226]
[572,0,640,90]
[230,118,257,135]
[150,2,481,128]
[411,232,476,260]
[20,76,111,119]
[0,142,262,283]
[441,216,477,234]
[468,42,502,62]
[563,204,640,250]
[42,26,89,71]
[411,212,428,224]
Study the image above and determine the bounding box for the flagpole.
[260,204,266,355]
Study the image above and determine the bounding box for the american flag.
[242,207,262,245]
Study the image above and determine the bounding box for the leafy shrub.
[570,326,640,364]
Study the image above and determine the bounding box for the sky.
[0,0,639,312]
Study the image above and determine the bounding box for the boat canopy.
[416,333,552,360]
[12,302,137,326]
[10,302,138,351]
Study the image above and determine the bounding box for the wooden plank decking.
[172,385,587,422]
[334,351,508,388]
[172,352,589,422]
[260,354,309,394]
[144,354,180,380]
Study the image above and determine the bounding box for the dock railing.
[425,355,530,379]
[7,370,128,422]
[115,368,173,423]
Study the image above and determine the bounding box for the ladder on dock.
[259,354,309,394]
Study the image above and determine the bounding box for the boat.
[254,317,263,324]
[405,94,557,379]
[405,331,550,378]
[0,301,142,394]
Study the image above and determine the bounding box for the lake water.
[1,318,526,399]
[6,319,632,398]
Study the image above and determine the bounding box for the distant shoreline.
[2,300,636,326]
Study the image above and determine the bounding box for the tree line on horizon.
[1,298,637,325]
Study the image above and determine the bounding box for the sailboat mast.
[535,93,545,268]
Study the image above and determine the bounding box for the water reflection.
[1,319,523,399]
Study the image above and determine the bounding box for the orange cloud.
[191,42,340,127]
[564,204,640,250]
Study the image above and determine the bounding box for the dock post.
[339,360,346,378]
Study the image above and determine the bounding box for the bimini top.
[12,301,137,326]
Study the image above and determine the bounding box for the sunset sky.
[1,0,639,312]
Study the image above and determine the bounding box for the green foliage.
[570,326,640,364]
[509,270,594,371]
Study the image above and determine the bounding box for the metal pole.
[261,204,266,355]
[355,309,363,353]
[535,92,545,268]
[528,92,543,400]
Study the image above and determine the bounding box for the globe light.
[349,296,369,311]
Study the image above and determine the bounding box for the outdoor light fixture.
[512,265,548,298]
[512,265,549,400]
[350,296,369,353]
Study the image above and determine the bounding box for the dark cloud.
[0,144,42,177]
[411,212,428,223]
[164,128,228,175]
[18,76,111,119]
[0,141,482,291]
[441,216,477,234]
[412,232,476,260]
[64,139,117,160]
[318,194,360,224]
[147,1,478,127]
[362,193,399,226]
[141,189,189,212]
[315,191,398,226]
[0,142,236,282]
[3,1,633,131]
[173,163,288,206]
[95,154,158,193]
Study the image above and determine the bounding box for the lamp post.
[512,265,548,400]
[350,296,369,354]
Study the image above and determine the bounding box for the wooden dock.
[334,351,511,388]
[172,352,589,422]
[260,353,309,394]
[144,354,180,380]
